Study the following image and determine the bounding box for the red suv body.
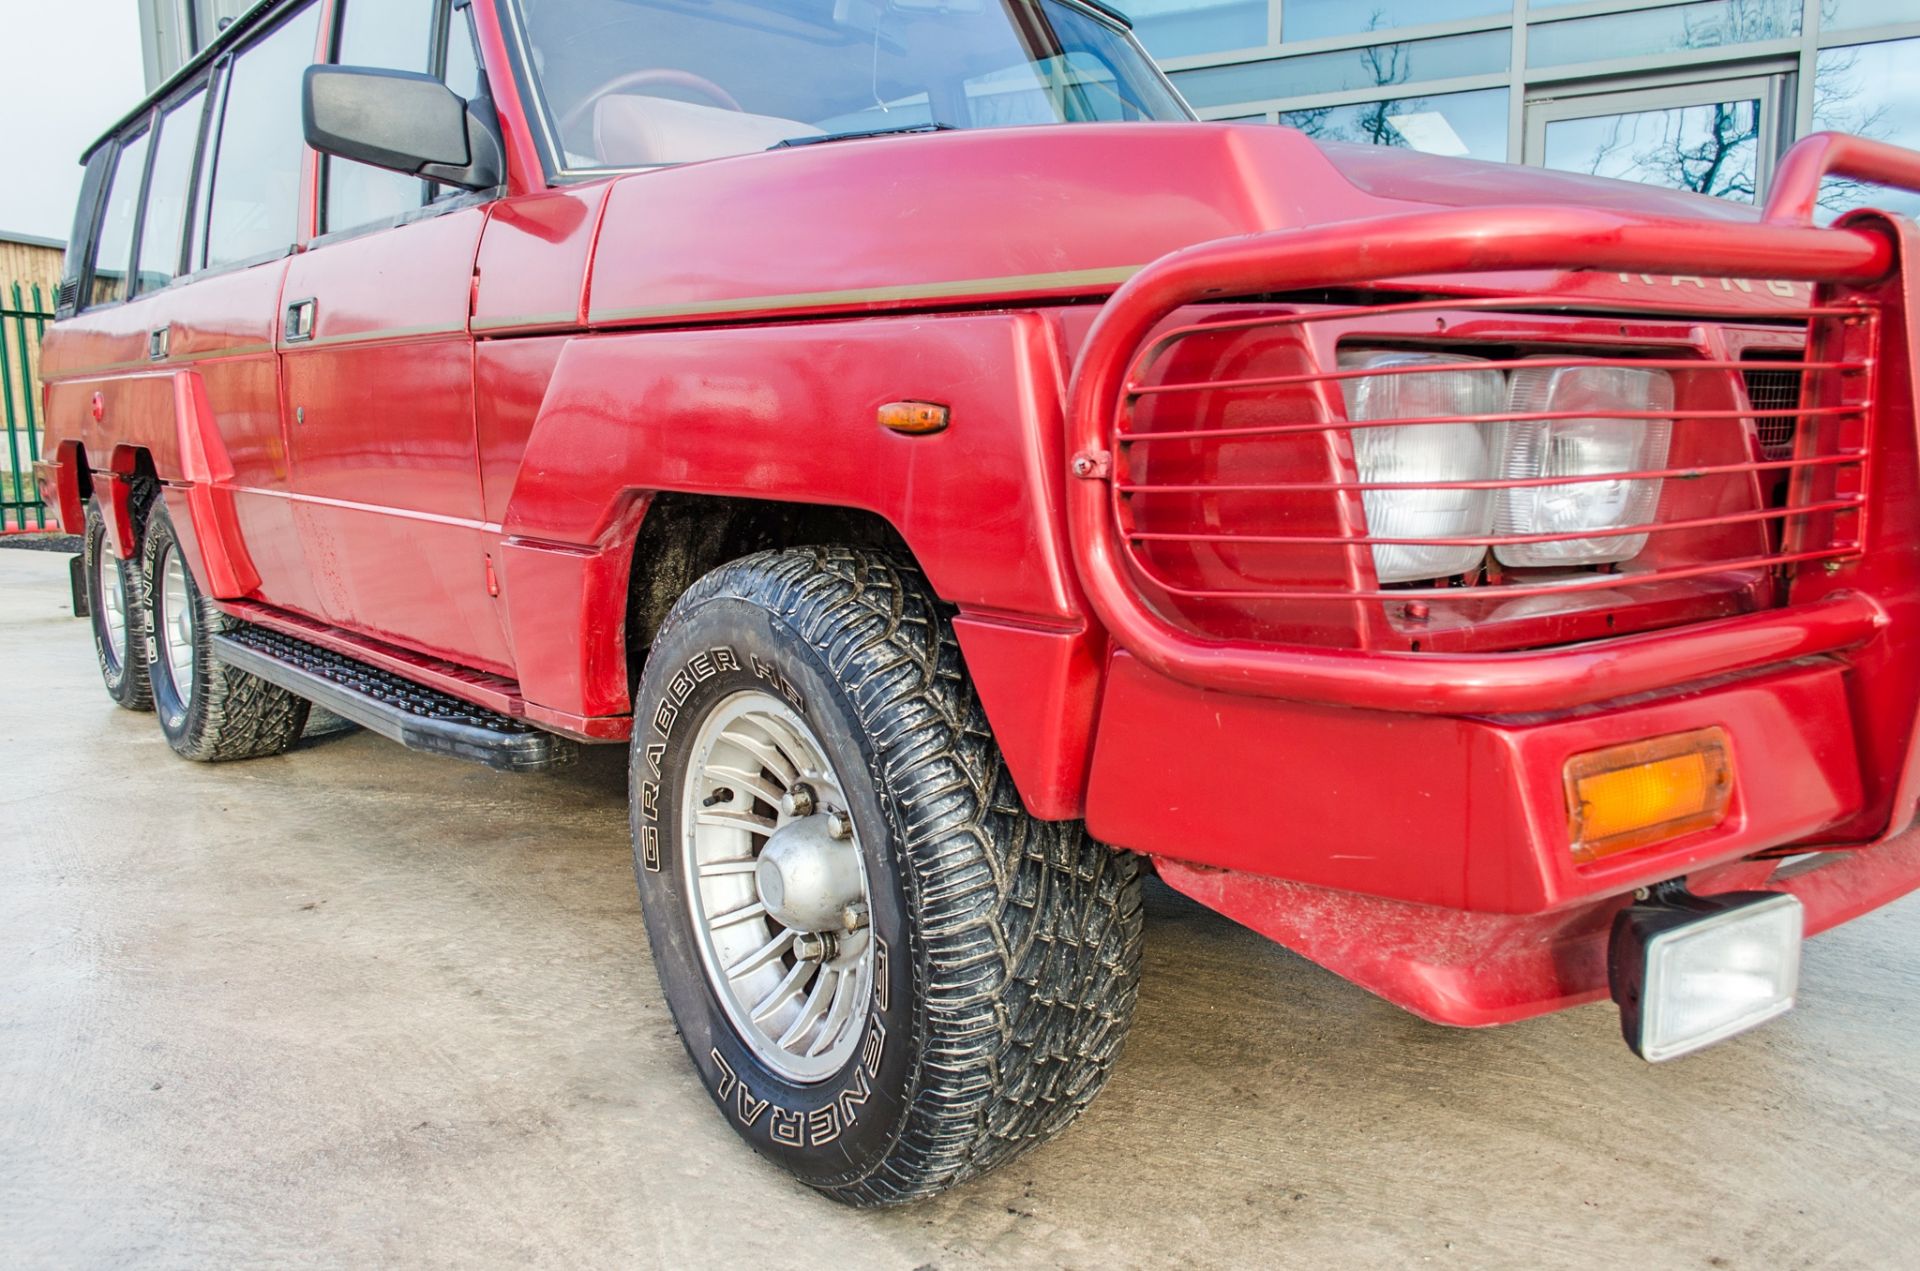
[34,0,1920,1203]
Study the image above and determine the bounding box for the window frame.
[1521,73,1786,203]
[184,57,233,279]
[309,0,502,247]
[82,121,154,314]
[61,146,115,317]
[131,78,218,300]
[193,0,326,279]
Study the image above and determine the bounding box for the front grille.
[1110,293,1877,649]
[1743,360,1805,459]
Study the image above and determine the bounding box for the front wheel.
[630,547,1143,1205]
[141,503,310,761]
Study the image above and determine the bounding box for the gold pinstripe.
[588,265,1142,325]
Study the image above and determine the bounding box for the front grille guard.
[1064,133,1920,716]
[1119,295,1875,604]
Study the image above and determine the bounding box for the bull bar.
[1064,133,1920,1027]
[1064,132,1920,717]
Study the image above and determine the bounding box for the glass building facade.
[1136,0,1920,220]
[139,0,255,91]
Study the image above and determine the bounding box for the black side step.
[212,625,574,772]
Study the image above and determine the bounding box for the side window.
[60,148,114,315]
[966,55,1139,129]
[430,10,490,204]
[205,2,322,269]
[325,0,490,234]
[134,86,209,296]
[326,0,438,234]
[443,9,483,103]
[88,129,151,308]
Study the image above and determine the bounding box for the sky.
[0,0,147,242]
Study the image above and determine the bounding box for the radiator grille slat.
[1743,364,1805,459]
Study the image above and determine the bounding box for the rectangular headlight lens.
[1612,892,1803,1063]
[1339,351,1505,585]
[1495,365,1675,568]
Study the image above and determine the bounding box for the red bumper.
[1085,643,1920,1025]
[1155,828,1920,1027]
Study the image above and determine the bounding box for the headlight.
[1494,365,1675,568]
[1339,351,1505,585]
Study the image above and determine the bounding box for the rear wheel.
[83,497,152,712]
[630,546,1143,1205]
[141,503,310,761]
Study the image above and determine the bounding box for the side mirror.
[303,66,503,192]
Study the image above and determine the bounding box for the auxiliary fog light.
[1609,888,1803,1062]
[1338,351,1505,584]
[1565,727,1733,862]
[1495,364,1675,568]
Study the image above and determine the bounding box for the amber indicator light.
[879,401,950,434]
[1565,727,1734,863]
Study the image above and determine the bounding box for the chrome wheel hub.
[156,546,196,702]
[755,809,864,934]
[683,691,875,1083]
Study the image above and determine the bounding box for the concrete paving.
[2,545,1916,1270]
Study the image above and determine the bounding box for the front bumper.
[1152,823,1920,1028]
[1082,643,1920,1025]
[1087,651,1872,915]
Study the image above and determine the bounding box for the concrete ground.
[2,546,1916,1271]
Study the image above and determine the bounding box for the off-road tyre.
[82,496,153,711]
[141,502,310,761]
[630,546,1144,1206]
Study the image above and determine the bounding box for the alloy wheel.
[681,690,875,1083]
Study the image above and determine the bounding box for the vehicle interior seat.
[592,94,825,166]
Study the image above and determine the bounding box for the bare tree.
[1576,101,1761,200]
[1805,40,1898,214]
[1568,1,1905,208]
[1280,12,1423,150]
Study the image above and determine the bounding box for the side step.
[212,625,574,772]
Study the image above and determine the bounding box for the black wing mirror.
[303,66,503,192]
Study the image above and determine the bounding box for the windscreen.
[507,0,1191,171]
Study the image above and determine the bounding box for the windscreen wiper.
[771,122,956,149]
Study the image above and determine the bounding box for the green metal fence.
[1,282,53,533]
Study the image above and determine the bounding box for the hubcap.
[95,545,126,670]
[156,546,196,703]
[755,812,863,933]
[682,691,875,1083]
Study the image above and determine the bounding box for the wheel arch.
[47,439,93,534]
[96,445,159,560]
[620,493,913,689]
[497,313,1107,814]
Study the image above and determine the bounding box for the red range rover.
[34,0,1920,1204]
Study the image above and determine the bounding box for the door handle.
[148,327,169,361]
[284,298,316,343]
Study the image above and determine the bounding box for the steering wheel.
[558,68,745,138]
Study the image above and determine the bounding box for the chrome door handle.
[148,327,169,361]
[284,298,316,343]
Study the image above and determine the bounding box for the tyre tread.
[142,504,310,763]
[83,498,154,712]
[660,546,1143,1205]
